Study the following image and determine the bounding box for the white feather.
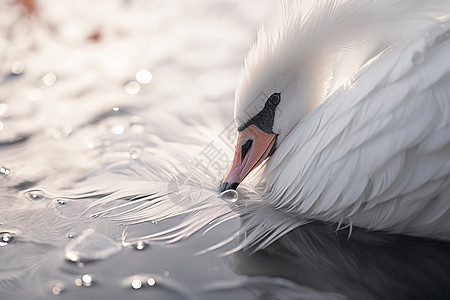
[260,1,450,239]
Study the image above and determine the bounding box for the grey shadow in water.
[233,221,450,300]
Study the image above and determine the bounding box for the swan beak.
[220,124,276,192]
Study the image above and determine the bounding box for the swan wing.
[265,17,450,239]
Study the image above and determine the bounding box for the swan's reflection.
[233,221,450,300]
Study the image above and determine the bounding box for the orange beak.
[220,124,276,191]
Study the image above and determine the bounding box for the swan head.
[220,26,315,191]
[219,1,328,191]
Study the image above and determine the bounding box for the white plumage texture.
[92,0,450,251]
[250,0,450,240]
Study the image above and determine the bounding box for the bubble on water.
[411,51,424,64]
[28,88,42,101]
[123,275,158,290]
[124,81,140,95]
[57,199,66,205]
[130,148,142,160]
[0,122,4,132]
[111,125,124,135]
[147,278,156,286]
[136,69,152,84]
[82,274,93,285]
[41,72,56,87]
[131,279,142,290]
[0,232,14,246]
[75,274,95,287]
[28,190,45,201]
[133,241,148,251]
[51,282,64,295]
[11,61,24,75]
[68,233,76,238]
[65,228,122,263]
[112,106,120,112]
[164,271,170,277]
[0,166,10,176]
[122,274,188,297]
[218,189,238,203]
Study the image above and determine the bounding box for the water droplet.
[133,241,147,251]
[124,81,140,95]
[111,125,124,135]
[28,88,42,101]
[0,166,10,176]
[82,274,93,285]
[75,274,95,287]
[41,72,56,87]
[411,51,424,64]
[130,148,141,160]
[65,228,122,263]
[136,69,152,84]
[28,190,45,201]
[218,189,238,203]
[147,278,156,286]
[51,282,64,295]
[131,279,142,289]
[0,232,14,246]
[112,106,119,112]
[11,61,24,75]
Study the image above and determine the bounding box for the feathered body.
[236,0,450,239]
[90,0,450,252]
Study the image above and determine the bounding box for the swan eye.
[267,93,281,106]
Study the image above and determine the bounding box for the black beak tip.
[220,181,239,192]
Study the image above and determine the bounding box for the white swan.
[221,0,450,240]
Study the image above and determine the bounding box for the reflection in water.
[233,221,450,300]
